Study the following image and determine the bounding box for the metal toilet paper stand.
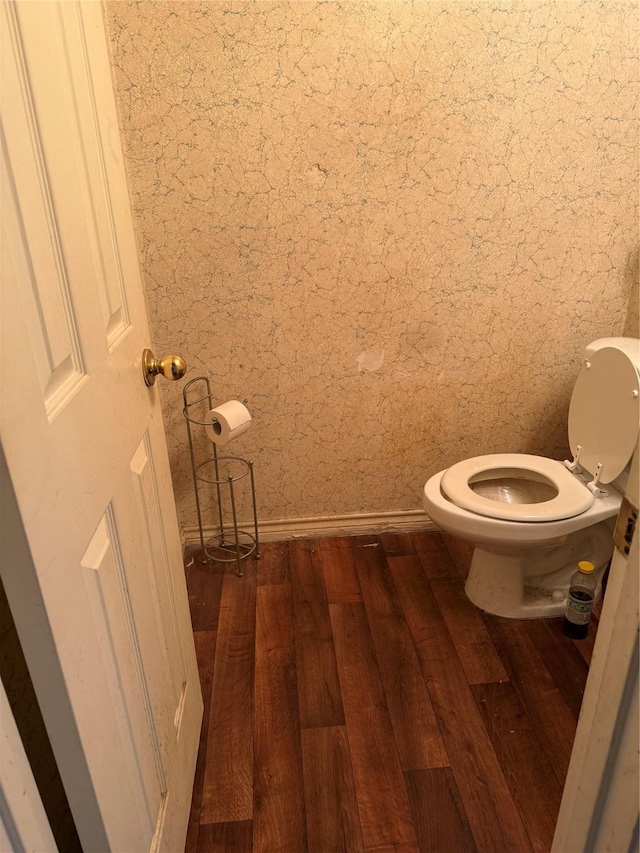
[183,376,259,577]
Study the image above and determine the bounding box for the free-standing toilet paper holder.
[183,376,260,577]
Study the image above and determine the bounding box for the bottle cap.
[578,560,595,574]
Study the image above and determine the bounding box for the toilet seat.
[441,453,595,522]
[568,346,640,483]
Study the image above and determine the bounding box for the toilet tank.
[585,337,640,370]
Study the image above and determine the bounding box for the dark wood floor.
[183,531,597,853]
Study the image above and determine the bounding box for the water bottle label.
[566,592,593,625]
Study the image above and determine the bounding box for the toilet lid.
[440,454,595,522]
[568,347,640,484]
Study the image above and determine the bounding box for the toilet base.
[465,546,606,619]
[461,516,614,618]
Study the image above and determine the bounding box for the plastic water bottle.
[563,560,597,639]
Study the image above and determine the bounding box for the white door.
[0,3,202,851]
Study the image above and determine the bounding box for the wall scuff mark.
[357,351,385,374]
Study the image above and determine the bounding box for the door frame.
[0,437,99,847]
[552,445,639,851]
[0,673,58,853]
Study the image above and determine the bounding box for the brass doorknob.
[142,348,187,386]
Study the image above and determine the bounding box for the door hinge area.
[613,496,638,558]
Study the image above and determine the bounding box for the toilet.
[423,337,640,618]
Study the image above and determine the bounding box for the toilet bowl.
[423,337,640,619]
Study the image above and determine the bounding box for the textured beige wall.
[106,1,639,531]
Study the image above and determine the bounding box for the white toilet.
[423,337,640,618]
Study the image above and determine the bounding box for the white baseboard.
[182,509,436,547]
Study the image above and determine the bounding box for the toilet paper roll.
[204,400,252,445]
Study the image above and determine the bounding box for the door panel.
[1,45,86,411]
[129,433,186,710]
[80,508,160,849]
[0,2,202,850]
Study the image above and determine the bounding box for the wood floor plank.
[188,533,598,853]
[428,578,508,685]
[483,614,577,786]
[572,623,597,666]
[472,682,563,853]
[185,630,217,853]
[352,541,448,770]
[523,619,589,720]
[185,555,224,632]
[301,726,365,853]
[329,601,418,850]
[412,534,506,686]
[319,536,363,604]
[256,541,290,587]
[197,821,252,852]
[380,531,417,556]
[413,532,466,582]
[439,532,474,580]
[290,540,345,728]
[404,768,477,853]
[201,570,256,823]
[388,556,532,853]
[254,583,307,853]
